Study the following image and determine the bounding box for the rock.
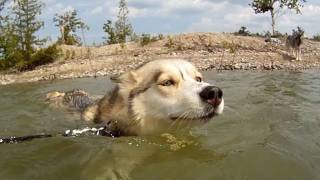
[234,64,241,70]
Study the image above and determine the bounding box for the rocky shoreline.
[1,33,320,85]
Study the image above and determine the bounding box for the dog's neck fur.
[92,86,146,136]
[288,28,304,48]
[93,86,132,135]
[92,85,172,136]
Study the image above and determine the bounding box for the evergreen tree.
[12,0,44,61]
[0,0,7,13]
[0,0,20,66]
[103,0,133,45]
[102,20,117,45]
[0,0,8,13]
[0,18,20,62]
[53,9,88,45]
[115,0,132,43]
[0,0,9,57]
[0,0,8,60]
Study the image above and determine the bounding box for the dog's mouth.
[169,108,217,122]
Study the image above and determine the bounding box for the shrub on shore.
[140,34,158,46]
[165,36,175,49]
[234,26,251,36]
[312,34,320,41]
[1,44,60,71]
[234,26,287,39]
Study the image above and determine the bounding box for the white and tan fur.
[48,59,224,136]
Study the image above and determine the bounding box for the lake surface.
[0,71,320,180]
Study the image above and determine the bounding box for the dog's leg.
[297,48,300,61]
[290,48,295,60]
[295,48,299,61]
[298,47,302,61]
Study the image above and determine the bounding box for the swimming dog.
[47,59,224,136]
[286,27,304,61]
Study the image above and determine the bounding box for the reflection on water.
[0,71,320,179]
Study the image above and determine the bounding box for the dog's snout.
[199,86,223,107]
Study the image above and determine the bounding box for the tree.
[115,0,133,43]
[1,0,60,71]
[237,26,251,36]
[0,0,8,59]
[0,0,8,13]
[250,0,306,36]
[0,0,11,62]
[1,0,21,68]
[0,0,7,13]
[53,9,88,45]
[0,18,20,63]
[12,0,44,61]
[103,0,133,45]
[103,20,117,45]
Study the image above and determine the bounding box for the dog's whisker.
[168,109,194,130]
[176,111,192,130]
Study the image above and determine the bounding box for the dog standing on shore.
[286,27,304,61]
[46,59,224,136]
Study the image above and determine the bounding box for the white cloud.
[63,6,75,13]
[129,7,147,18]
[36,0,320,43]
[188,17,217,32]
[90,6,103,15]
[40,0,57,4]
[274,4,320,36]
[187,2,256,32]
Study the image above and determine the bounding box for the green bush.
[272,31,286,38]
[222,41,239,53]
[235,26,251,36]
[165,36,174,49]
[16,44,60,71]
[312,34,320,41]
[57,35,81,46]
[262,30,286,38]
[0,51,23,71]
[140,34,151,46]
[140,34,158,46]
[158,34,164,40]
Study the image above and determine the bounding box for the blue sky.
[38,0,320,44]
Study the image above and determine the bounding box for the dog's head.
[112,59,224,134]
[292,26,304,38]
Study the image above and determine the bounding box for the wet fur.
[44,59,224,178]
[48,59,224,136]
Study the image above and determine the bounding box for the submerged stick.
[0,126,116,144]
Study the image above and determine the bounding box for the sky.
[36,0,320,44]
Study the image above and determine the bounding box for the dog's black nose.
[199,86,223,107]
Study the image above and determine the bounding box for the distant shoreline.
[1,32,320,85]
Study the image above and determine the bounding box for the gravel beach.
[1,32,319,85]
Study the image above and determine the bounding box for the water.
[0,71,320,180]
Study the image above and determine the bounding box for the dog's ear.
[110,71,138,85]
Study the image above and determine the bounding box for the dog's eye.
[196,76,202,82]
[161,80,175,86]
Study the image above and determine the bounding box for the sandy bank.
[1,32,320,85]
